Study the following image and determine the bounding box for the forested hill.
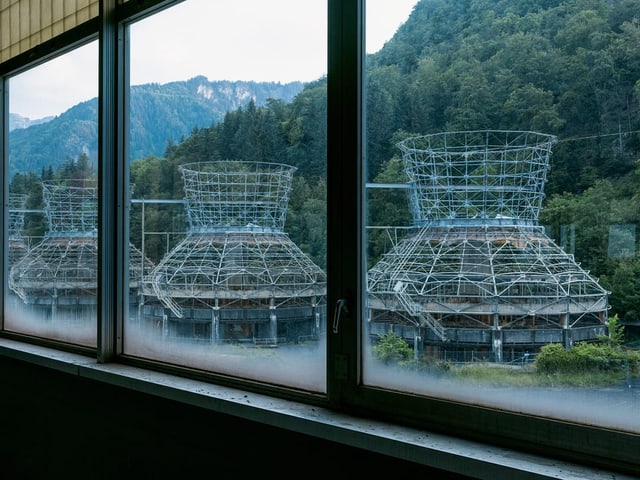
[366,0,640,196]
[12,0,640,195]
[8,76,303,176]
[150,0,640,197]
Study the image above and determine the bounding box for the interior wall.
[0,356,470,479]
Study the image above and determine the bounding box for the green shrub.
[535,343,573,374]
[536,341,639,375]
[372,331,413,365]
[598,313,625,346]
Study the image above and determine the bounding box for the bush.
[598,313,625,346]
[372,331,413,365]
[535,343,573,374]
[536,341,639,375]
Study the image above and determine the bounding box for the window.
[356,0,639,471]
[123,0,328,391]
[5,41,98,349]
[1,0,638,476]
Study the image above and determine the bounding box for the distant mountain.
[9,113,54,131]
[8,76,304,177]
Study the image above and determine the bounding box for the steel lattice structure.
[8,193,27,240]
[143,161,326,345]
[9,180,153,321]
[8,193,28,266]
[399,130,554,227]
[9,181,99,311]
[367,131,609,362]
[181,161,294,232]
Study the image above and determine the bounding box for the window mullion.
[97,0,124,362]
[326,0,365,404]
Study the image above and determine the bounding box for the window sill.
[0,337,632,480]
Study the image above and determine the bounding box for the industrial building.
[9,180,154,326]
[367,130,609,362]
[140,161,327,345]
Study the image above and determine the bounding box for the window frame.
[0,0,638,476]
[0,28,100,356]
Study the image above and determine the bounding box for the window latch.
[332,298,349,334]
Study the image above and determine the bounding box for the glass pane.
[124,0,328,392]
[363,0,640,433]
[6,42,99,347]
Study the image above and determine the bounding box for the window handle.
[332,298,349,334]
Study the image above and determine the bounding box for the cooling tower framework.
[142,161,326,346]
[367,130,609,362]
[9,181,99,322]
[9,180,153,322]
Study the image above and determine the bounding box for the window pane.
[363,0,640,433]
[124,0,328,392]
[6,42,99,347]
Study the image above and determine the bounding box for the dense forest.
[10,0,640,323]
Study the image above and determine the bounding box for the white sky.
[10,0,417,119]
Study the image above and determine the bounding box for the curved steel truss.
[144,161,326,345]
[369,131,608,360]
[9,181,153,309]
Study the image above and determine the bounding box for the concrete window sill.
[0,338,632,480]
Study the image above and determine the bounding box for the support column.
[269,298,277,345]
[492,311,502,362]
[211,306,220,343]
[51,288,58,322]
[492,328,503,363]
[563,313,572,349]
[562,302,572,349]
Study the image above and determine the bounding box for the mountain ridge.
[8,76,304,177]
[9,113,54,131]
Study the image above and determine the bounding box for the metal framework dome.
[367,130,609,362]
[9,181,98,312]
[143,161,326,345]
[9,180,153,321]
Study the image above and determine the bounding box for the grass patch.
[446,362,631,388]
[448,363,540,387]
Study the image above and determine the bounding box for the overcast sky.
[10,0,418,119]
